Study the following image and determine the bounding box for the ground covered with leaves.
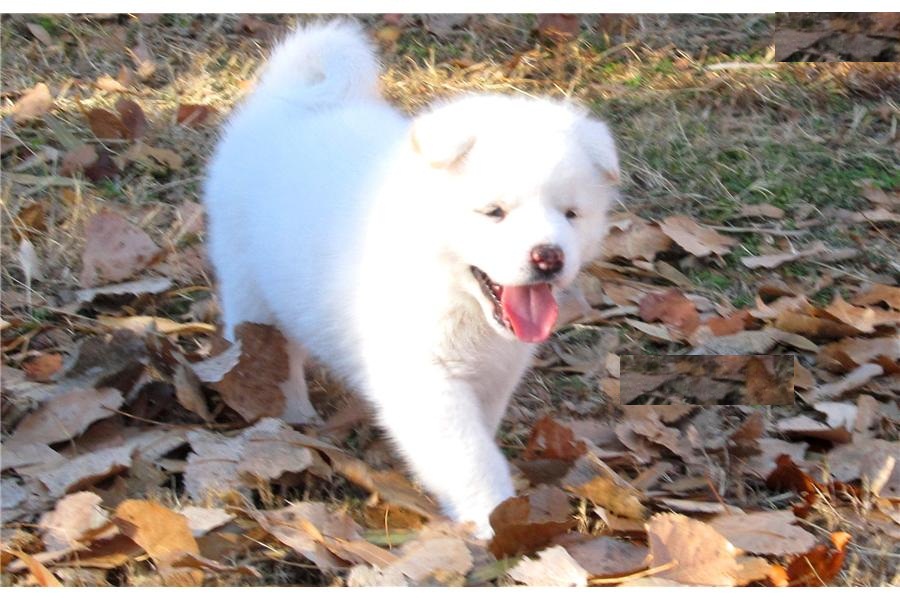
[1,14,898,587]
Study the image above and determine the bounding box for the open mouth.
[470,266,559,344]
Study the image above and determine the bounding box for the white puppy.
[204,20,619,537]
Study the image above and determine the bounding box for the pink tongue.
[500,284,558,343]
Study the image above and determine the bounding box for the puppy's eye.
[482,206,506,220]
[565,208,579,220]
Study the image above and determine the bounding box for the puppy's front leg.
[373,370,515,538]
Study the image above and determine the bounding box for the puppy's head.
[409,95,619,343]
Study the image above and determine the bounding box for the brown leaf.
[785,531,851,586]
[659,215,736,257]
[774,29,828,61]
[34,445,133,498]
[562,452,646,519]
[742,438,809,478]
[38,492,109,552]
[708,510,816,556]
[646,513,739,586]
[523,415,587,461]
[177,507,234,537]
[176,104,218,127]
[130,35,156,81]
[826,439,900,497]
[12,83,53,123]
[745,356,793,405]
[739,203,785,219]
[22,353,63,382]
[114,499,201,583]
[80,210,161,287]
[602,220,673,261]
[741,242,827,269]
[210,323,290,422]
[381,535,472,583]
[774,311,859,340]
[10,387,124,446]
[26,22,54,46]
[114,98,147,140]
[536,14,581,43]
[561,535,649,578]
[173,363,213,422]
[638,289,700,335]
[95,74,128,93]
[86,108,127,139]
[253,502,366,572]
[818,336,900,372]
[809,363,884,402]
[508,545,588,586]
[75,276,172,304]
[82,147,119,182]
[823,295,900,332]
[778,414,852,444]
[851,283,900,311]
[705,310,752,336]
[489,485,575,558]
[5,550,62,587]
[60,144,98,176]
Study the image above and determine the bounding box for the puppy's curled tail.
[256,20,380,108]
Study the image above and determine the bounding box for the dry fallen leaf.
[851,284,900,310]
[177,507,235,537]
[508,545,589,586]
[113,499,202,584]
[95,74,128,93]
[80,210,161,286]
[489,485,575,558]
[114,98,148,140]
[638,289,700,335]
[823,295,900,332]
[708,510,816,556]
[602,219,673,262]
[741,242,827,269]
[39,492,109,552]
[774,29,828,61]
[75,276,173,303]
[86,107,128,139]
[561,535,649,578]
[785,531,851,586]
[177,104,218,127]
[12,83,53,123]
[659,215,736,257]
[809,363,884,402]
[739,203,785,219]
[535,14,581,43]
[646,513,739,586]
[10,387,124,446]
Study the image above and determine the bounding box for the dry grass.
[2,14,898,587]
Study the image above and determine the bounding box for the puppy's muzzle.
[530,244,564,277]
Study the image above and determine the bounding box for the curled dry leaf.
[10,387,124,446]
[177,506,234,537]
[80,210,161,286]
[22,353,63,382]
[659,215,736,257]
[740,242,827,269]
[851,283,900,310]
[818,336,900,372]
[381,535,472,584]
[508,545,588,586]
[523,415,587,462]
[562,451,646,519]
[177,104,218,127]
[489,485,575,558]
[114,98,147,140]
[602,219,673,262]
[638,289,700,335]
[774,311,859,340]
[39,492,109,552]
[823,295,900,332]
[86,108,127,139]
[33,445,133,498]
[76,276,172,304]
[708,509,816,556]
[561,535,649,578]
[826,439,900,497]
[12,83,53,123]
[61,144,98,176]
[113,499,201,584]
[646,513,739,586]
[778,414,851,444]
[809,362,884,402]
[95,74,128,93]
[773,29,828,61]
[785,531,851,586]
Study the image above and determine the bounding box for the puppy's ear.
[409,114,476,171]
[578,118,620,185]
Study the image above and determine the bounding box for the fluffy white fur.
[204,20,620,537]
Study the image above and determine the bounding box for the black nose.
[530,244,564,276]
